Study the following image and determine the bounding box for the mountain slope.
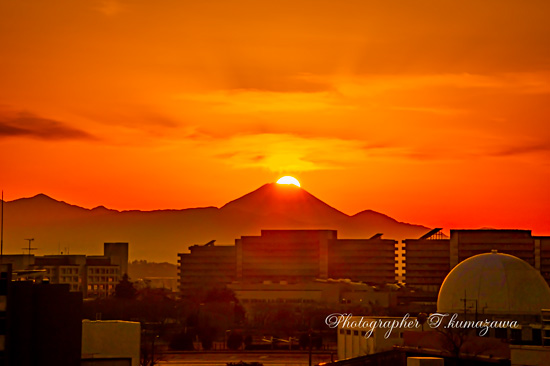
[2,186,429,262]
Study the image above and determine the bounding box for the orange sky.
[0,0,549,235]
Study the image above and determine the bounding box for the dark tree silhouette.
[227,333,244,350]
[115,273,137,299]
[169,331,195,351]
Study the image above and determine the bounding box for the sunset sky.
[1,0,549,234]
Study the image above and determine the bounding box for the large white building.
[437,251,550,342]
[82,320,141,366]
[336,315,422,360]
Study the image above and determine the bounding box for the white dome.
[437,252,550,315]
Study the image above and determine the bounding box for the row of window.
[339,329,403,338]
[59,276,79,283]
[87,284,115,291]
[60,268,79,275]
[241,298,316,304]
[88,276,117,283]
[44,267,119,275]
[88,268,118,275]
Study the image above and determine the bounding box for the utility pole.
[1,191,3,263]
[460,291,478,322]
[308,329,313,366]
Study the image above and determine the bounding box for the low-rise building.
[2,242,128,298]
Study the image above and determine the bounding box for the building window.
[353,331,359,336]
[346,330,351,335]
[511,329,522,342]
[339,329,345,335]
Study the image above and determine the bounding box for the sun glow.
[276,176,301,187]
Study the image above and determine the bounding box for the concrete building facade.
[178,243,236,291]
[329,234,397,285]
[178,230,398,293]
[402,229,450,292]
[236,230,336,283]
[82,320,141,366]
[337,315,421,360]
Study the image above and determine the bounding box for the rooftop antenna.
[23,238,37,267]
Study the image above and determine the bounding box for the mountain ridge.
[2,185,430,262]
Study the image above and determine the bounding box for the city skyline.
[1,0,549,236]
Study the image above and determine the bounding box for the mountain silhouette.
[222,183,347,225]
[2,184,429,262]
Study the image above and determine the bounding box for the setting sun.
[276,176,301,187]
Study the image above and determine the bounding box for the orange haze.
[0,1,549,235]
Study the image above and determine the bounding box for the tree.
[170,331,195,351]
[199,327,216,350]
[115,273,137,299]
[227,333,244,350]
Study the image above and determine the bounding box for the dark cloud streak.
[0,112,97,141]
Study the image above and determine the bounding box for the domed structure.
[438,251,550,315]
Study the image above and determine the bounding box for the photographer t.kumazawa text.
[325,313,519,339]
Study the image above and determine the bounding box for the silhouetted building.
[329,234,397,285]
[237,230,336,283]
[178,230,398,293]
[178,243,236,291]
[402,229,450,292]
[103,242,129,277]
[0,263,82,366]
[404,229,550,292]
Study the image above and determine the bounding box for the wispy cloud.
[208,133,391,172]
[490,143,550,158]
[0,112,97,141]
[96,0,125,17]
[177,90,351,114]
[328,72,550,97]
